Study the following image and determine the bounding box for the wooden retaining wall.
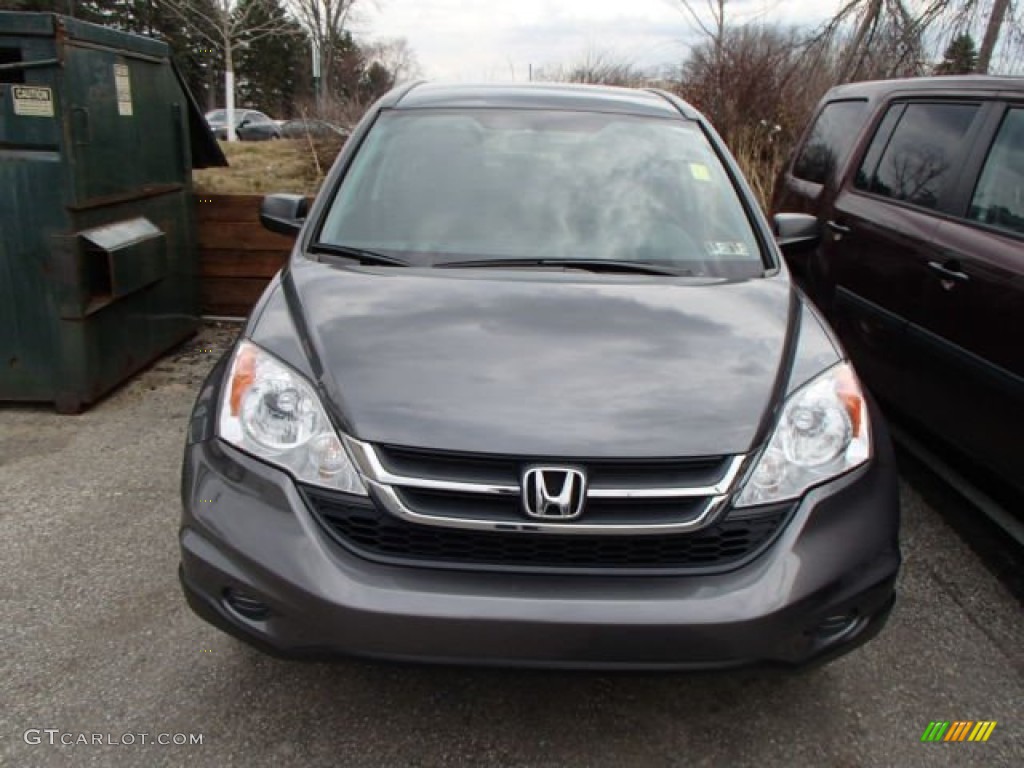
[196,194,297,316]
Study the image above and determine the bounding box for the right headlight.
[217,340,366,495]
[734,362,870,507]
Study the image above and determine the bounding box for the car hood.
[280,260,798,458]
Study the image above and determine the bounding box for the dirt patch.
[137,321,242,394]
[193,138,345,196]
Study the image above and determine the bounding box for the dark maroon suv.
[773,76,1023,499]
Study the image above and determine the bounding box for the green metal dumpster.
[0,11,226,412]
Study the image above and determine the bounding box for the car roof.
[826,74,1024,100]
[392,82,691,119]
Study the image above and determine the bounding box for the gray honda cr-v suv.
[180,82,900,669]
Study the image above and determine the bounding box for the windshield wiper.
[309,243,409,267]
[436,257,691,276]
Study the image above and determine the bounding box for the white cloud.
[354,0,843,80]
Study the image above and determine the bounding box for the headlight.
[734,363,870,507]
[218,340,366,495]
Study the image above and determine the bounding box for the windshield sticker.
[689,163,712,181]
[11,86,54,117]
[706,241,749,257]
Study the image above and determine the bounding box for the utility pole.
[977,0,1010,74]
[312,38,322,111]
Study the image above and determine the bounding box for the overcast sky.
[355,0,845,81]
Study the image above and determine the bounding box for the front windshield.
[318,109,764,277]
[206,109,226,122]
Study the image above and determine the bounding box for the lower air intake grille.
[301,487,791,574]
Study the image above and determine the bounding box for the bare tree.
[538,49,648,86]
[363,37,422,84]
[809,0,934,82]
[676,24,821,206]
[288,0,360,107]
[977,0,1010,72]
[676,0,728,49]
[155,0,299,141]
[812,1,1023,81]
[675,2,728,119]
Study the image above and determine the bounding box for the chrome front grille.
[343,438,747,535]
[372,444,731,489]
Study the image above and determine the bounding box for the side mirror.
[773,213,820,254]
[260,194,308,237]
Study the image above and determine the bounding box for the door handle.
[826,220,851,236]
[927,261,970,283]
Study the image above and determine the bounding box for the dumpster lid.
[173,61,228,169]
[0,11,226,169]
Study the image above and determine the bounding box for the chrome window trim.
[344,437,746,535]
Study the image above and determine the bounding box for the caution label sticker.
[114,63,133,116]
[12,85,54,117]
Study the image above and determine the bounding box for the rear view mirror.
[773,213,820,254]
[260,194,308,237]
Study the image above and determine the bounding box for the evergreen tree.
[235,0,308,117]
[4,0,109,22]
[358,60,393,104]
[935,33,978,75]
[324,28,365,104]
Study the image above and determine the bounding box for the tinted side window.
[792,100,868,184]
[969,108,1024,237]
[853,106,903,190]
[857,103,979,210]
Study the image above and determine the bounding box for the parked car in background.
[280,118,347,139]
[205,108,280,141]
[179,83,901,670]
[772,76,1024,499]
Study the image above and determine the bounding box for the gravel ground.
[1,322,1021,768]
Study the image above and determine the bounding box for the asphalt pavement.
[1,322,1021,768]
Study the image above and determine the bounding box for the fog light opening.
[809,613,859,640]
[223,588,271,621]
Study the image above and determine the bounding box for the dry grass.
[729,127,789,212]
[193,138,345,196]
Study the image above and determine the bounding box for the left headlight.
[734,362,870,508]
[218,340,366,495]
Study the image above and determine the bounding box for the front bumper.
[179,430,901,669]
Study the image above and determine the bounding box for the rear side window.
[856,102,980,210]
[969,108,1024,237]
[791,100,868,184]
